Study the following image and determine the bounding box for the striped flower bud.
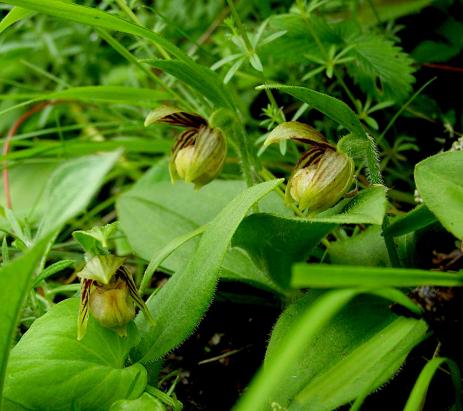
[77,255,153,340]
[145,105,226,188]
[287,147,354,213]
[170,125,226,189]
[264,121,355,213]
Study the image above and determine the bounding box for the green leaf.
[0,239,49,408]
[117,173,288,289]
[258,84,367,140]
[0,0,187,61]
[234,289,427,411]
[32,259,74,287]
[348,34,415,101]
[328,225,390,266]
[73,222,119,256]
[0,161,58,222]
[263,293,395,408]
[45,86,167,107]
[110,393,166,411]
[291,264,463,288]
[404,357,463,411]
[36,151,121,240]
[385,205,437,237]
[412,40,460,63]
[132,179,282,363]
[355,0,432,25]
[143,59,233,109]
[292,316,427,410]
[310,186,387,225]
[263,292,427,410]
[415,151,463,239]
[0,7,34,34]
[232,214,334,287]
[3,299,146,411]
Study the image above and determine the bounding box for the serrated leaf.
[348,34,415,101]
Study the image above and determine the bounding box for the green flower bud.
[286,147,355,213]
[77,255,153,340]
[145,105,227,188]
[170,125,227,189]
[88,273,136,337]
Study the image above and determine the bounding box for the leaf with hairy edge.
[263,292,426,410]
[117,175,289,290]
[133,179,282,363]
[259,84,367,140]
[3,299,146,411]
[311,186,387,225]
[233,214,334,287]
[415,151,463,239]
[234,289,427,411]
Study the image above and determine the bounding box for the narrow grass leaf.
[291,264,463,288]
[32,259,74,287]
[47,86,167,107]
[404,357,463,411]
[133,179,283,363]
[143,59,233,109]
[0,0,187,61]
[0,6,34,33]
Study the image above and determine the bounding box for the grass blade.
[291,264,463,288]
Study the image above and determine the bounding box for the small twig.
[422,63,463,74]
[198,345,251,365]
